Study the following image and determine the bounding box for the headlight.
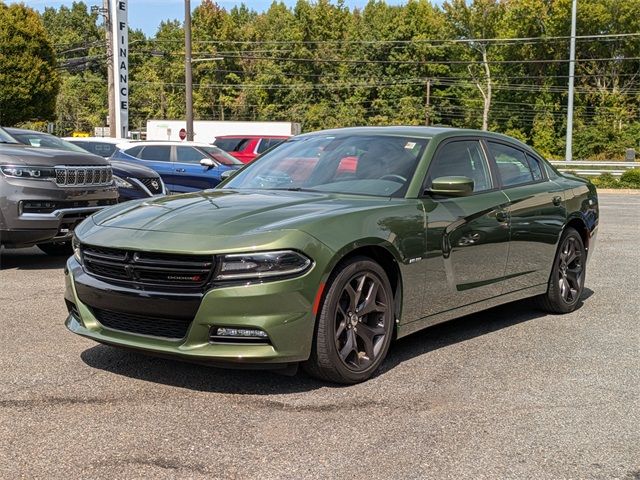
[0,165,55,179]
[215,250,312,280]
[113,175,134,188]
[72,236,82,264]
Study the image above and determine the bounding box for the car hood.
[0,145,108,166]
[91,188,392,237]
[109,159,158,178]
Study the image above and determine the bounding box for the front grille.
[21,199,117,214]
[92,307,191,339]
[81,245,215,290]
[139,177,163,194]
[55,166,113,187]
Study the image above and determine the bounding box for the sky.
[20,0,418,36]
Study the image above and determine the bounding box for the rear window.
[214,138,245,152]
[72,141,117,158]
[139,145,171,162]
[124,146,143,158]
[257,138,285,154]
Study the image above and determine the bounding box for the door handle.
[552,196,562,206]
[176,168,186,173]
[496,211,508,223]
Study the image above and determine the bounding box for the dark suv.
[0,128,118,255]
[5,128,166,201]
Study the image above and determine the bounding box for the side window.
[139,146,171,162]
[526,153,544,181]
[176,146,207,163]
[124,146,143,158]
[257,138,284,154]
[488,142,534,187]
[234,138,250,152]
[426,140,492,192]
[256,139,269,154]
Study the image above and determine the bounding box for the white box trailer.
[145,120,301,142]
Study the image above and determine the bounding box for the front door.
[173,146,222,192]
[420,139,511,316]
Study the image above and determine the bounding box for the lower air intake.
[92,307,192,340]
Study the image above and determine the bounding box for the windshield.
[0,128,19,144]
[9,131,88,153]
[222,134,429,197]
[200,145,244,166]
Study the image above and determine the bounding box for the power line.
[144,32,640,46]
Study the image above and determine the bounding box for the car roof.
[63,137,122,144]
[4,127,48,134]
[295,126,533,150]
[215,135,290,139]
[115,140,216,150]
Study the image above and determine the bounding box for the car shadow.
[0,247,68,271]
[382,289,594,373]
[80,291,594,395]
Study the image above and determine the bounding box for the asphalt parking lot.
[1,192,638,479]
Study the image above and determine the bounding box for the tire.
[37,241,72,256]
[536,227,586,313]
[303,257,395,384]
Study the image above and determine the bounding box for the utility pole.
[184,0,194,141]
[425,78,431,126]
[565,0,577,161]
[95,1,115,137]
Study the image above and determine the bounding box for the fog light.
[216,327,268,338]
[210,327,270,344]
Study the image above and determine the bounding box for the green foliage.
[14,0,640,159]
[0,3,60,125]
[589,170,640,190]
[619,169,640,188]
[589,172,619,188]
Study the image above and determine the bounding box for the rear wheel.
[536,227,586,313]
[303,257,394,384]
[37,241,72,256]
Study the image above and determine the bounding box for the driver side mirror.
[220,169,236,180]
[200,158,215,168]
[426,176,474,197]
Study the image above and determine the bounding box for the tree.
[444,0,505,131]
[0,3,60,125]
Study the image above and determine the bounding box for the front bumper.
[0,176,118,247]
[64,253,326,366]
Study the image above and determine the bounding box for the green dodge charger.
[65,127,598,383]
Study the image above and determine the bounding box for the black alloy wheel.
[334,272,389,371]
[537,227,586,313]
[557,235,584,304]
[304,257,394,384]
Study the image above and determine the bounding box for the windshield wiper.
[271,187,318,192]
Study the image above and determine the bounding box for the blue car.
[110,141,243,193]
[3,128,166,202]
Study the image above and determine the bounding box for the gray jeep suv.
[0,128,118,255]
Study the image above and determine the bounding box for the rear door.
[485,140,566,292]
[136,145,177,191]
[421,138,511,316]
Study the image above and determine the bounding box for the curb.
[597,189,640,195]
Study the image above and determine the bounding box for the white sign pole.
[110,0,128,139]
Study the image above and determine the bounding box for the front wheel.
[37,241,72,256]
[536,227,586,313]
[303,257,394,384]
